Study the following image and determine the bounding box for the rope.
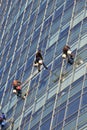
[4,0,26,129]
[49,0,67,129]
[62,0,86,129]
[18,0,43,129]
[38,0,58,129]
[74,1,87,129]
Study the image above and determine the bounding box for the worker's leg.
[68,55,74,65]
[17,89,22,97]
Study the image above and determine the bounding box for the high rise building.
[0,0,87,130]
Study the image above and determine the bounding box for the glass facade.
[0,0,87,130]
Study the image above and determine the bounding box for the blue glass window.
[25,87,36,109]
[78,48,87,62]
[69,91,81,102]
[15,12,23,33]
[23,38,30,48]
[53,56,62,69]
[59,26,69,40]
[41,17,52,40]
[22,67,32,82]
[0,19,6,40]
[7,106,14,119]
[45,96,55,109]
[20,0,26,12]
[65,112,78,124]
[23,124,29,130]
[45,0,55,19]
[26,55,34,70]
[18,46,28,67]
[66,98,80,117]
[2,86,11,107]
[32,0,40,12]
[14,100,24,119]
[74,0,85,15]
[1,61,11,86]
[43,16,52,29]
[40,26,50,42]
[62,6,73,26]
[35,1,46,28]
[1,33,8,47]
[30,122,39,130]
[16,22,28,49]
[22,112,32,129]
[25,11,36,40]
[39,37,48,52]
[10,50,20,77]
[16,66,24,80]
[0,34,7,52]
[40,65,51,81]
[65,0,74,10]
[55,35,67,57]
[0,68,3,83]
[53,107,66,126]
[53,122,63,130]
[8,33,18,59]
[56,0,65,9]
[0,88,4,102]
[54,5,63,19]
[69,22,81,44]
[32,27,41,41]
[29,39,38,57]
[50,15,61,36]
[23,2,32,22]
[81,17,87,36]
[30,108,42,128]
[50,5,63,36]
[56,101,67,112]
[25,22,33,40]
[71,76,84,88]
[40,119,51,130]
[38,77,49,90]
[7,23,15,43]
[81,92,87,107]
[84,78,87,88]
[0,45,9,69]
[44,44,55,65]
[29,75,40,90]
[13,0,21,18]
[41,112,52,130]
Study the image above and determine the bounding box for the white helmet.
[13,90,17,94]
[39,60,43,64]
[67,50,71,55]
[62,54,66,59]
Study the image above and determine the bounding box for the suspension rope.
[27,1,52,129]
[18,0,46,129]
[74,1,87,129]
[62,0,86,129]
[37,0,58,129]
[2,0,26,129]
[17,0,36,129]
[49,0,67,129]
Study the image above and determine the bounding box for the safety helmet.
[67,50,71,55]
[62,54,66,59]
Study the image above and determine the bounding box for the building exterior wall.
[0,0,87,130]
